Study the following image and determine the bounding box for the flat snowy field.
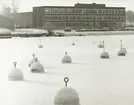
[0,35,134,105]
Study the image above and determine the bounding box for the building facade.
[33,3,126,30]
[0,15,14,30]
[13,12,33,28]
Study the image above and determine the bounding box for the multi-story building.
[33,3,126,30]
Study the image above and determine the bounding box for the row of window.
[44,15,125,21]
[44,22,124,27]
[44,8,125,14]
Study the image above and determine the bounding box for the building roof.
[33,3,125,9]
[33,6,74,8]
[74,3,106,8]
[16,12,32,14]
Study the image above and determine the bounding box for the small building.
[33,3,126,30]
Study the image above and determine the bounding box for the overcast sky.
[0,0,134,12]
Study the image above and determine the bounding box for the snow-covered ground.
[1,35,134,105]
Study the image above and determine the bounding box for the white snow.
[0,35,134,105]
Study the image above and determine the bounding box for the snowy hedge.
[11,29,48,36]
[0,28,11,35]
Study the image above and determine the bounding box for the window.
[122,10,124,14]
[119,10,121,13]
[119,17,120,20]
[122,16,124,21]
[103,10,105,13]
[78,10,81,13]
[73,16,76,20]
[99,10,102,13]
[112,10,114,13]
[45,16,49,20]
[93,16,95,20]
[70,16,73,20]
[72,9,76,13]
[86,16,89,20]
[116,10,118,14]
[97,17,99,20]
[82,9,86,13]
[77,16,80,20]
[45,8,51,13]
[106,9,108,13]
[100,17,102,20]
[108,16,111,20]
[109,10,111,13]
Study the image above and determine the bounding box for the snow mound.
[8,68,24,81]
[54,87,80,105]
[100,52,110,59]
[30,62,45,73]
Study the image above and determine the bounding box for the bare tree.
[2,5,11,17]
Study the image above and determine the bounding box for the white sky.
[0,0,133,12]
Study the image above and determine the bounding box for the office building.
[33,3,126,30]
